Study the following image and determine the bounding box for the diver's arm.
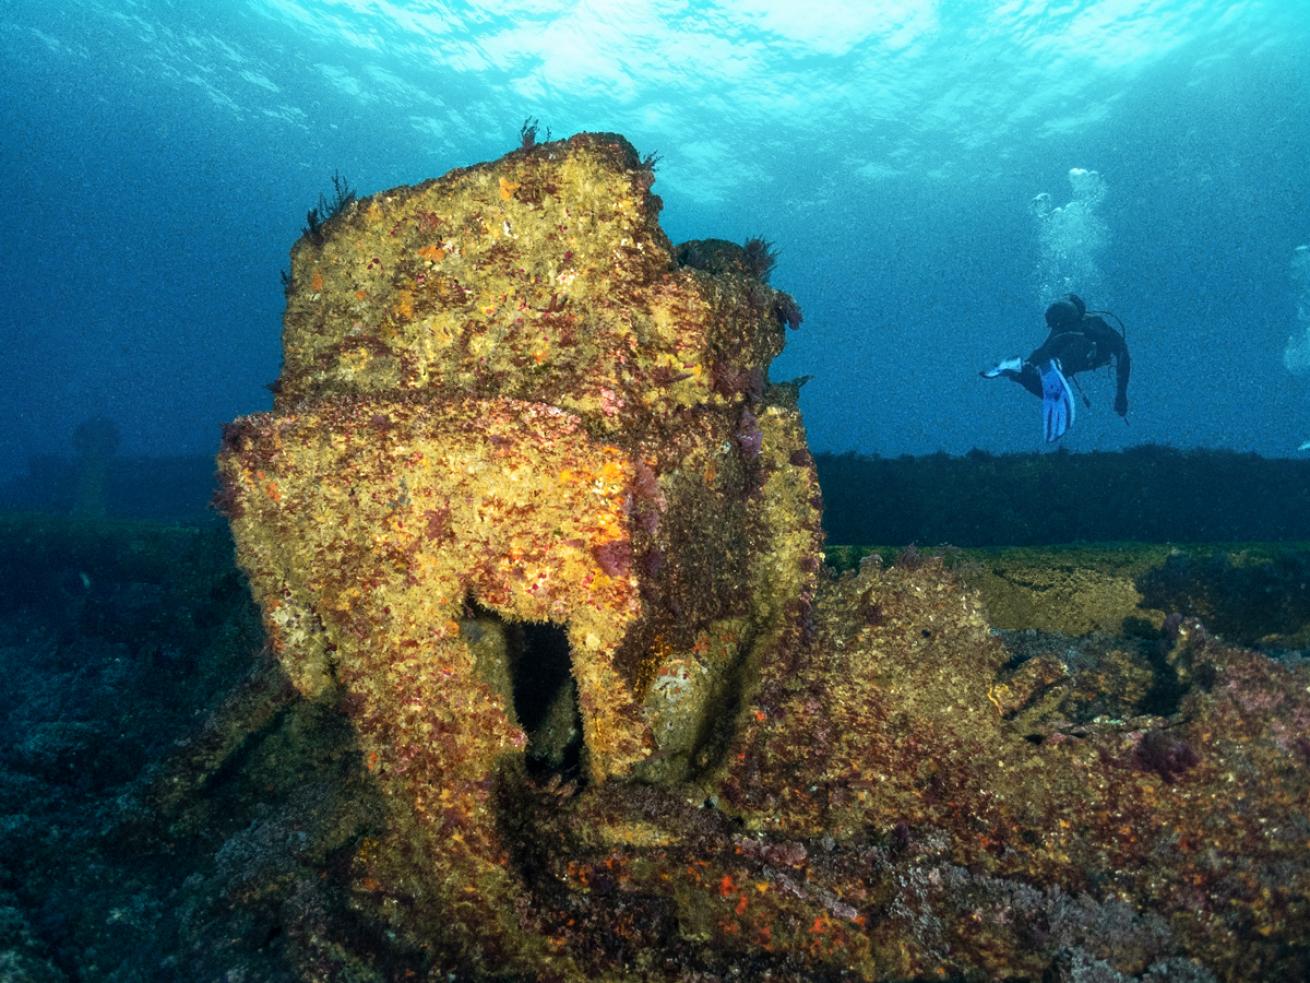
[1113,342,1131,416]
[1082,317,1130,415]
[1092,319,1130,415]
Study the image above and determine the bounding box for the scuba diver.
[980,294,1130,442]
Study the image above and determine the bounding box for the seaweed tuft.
[302,171,356,244]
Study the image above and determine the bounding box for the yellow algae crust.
[218,131,820,975]
[280,133,784,436]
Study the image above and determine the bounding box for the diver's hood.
[1045,297,1083,329]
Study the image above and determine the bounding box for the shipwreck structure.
[212,134,1310,980]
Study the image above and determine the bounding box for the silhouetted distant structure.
[71,417,121,518]
[816,446,1310,545]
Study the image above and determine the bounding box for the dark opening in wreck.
[461,603,583,782]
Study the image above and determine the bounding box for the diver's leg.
[981,357,1044,400]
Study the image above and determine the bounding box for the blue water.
[3,0,1309,481]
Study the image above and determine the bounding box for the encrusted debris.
[201,133,1310,980]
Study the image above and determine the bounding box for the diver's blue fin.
[1040,359,1075,442]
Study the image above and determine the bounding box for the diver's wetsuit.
[1012,313,1131,416]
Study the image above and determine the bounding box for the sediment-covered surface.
[1,518,1308,980]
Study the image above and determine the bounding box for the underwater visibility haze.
[4,0,1310,480]
[9,5,1310,981]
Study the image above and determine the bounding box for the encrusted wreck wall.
[217,132,822,973]
[211,133,1310,981]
